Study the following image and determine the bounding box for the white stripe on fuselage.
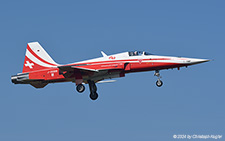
[68,55,189,66]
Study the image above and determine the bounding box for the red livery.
[11,42,210,100]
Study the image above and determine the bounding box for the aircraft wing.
[58,65,98,72]
[58,63,125,72]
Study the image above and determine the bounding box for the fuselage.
[11,42,210,100]
[12,50,209,87]
[72,51,208,73]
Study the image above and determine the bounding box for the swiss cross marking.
[25,61,34,69]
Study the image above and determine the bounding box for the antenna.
[101,51,107,57]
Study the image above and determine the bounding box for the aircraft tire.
[76,84,85,93]
[90,92,98,100]
[156,80,163,87]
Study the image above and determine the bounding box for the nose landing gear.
[156,79,163,87]
[154,70,163,87]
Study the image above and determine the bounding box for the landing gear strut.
[154,70,163,87]
[76,84,85,93]
[88,80,98,100]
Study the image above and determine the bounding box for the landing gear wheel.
[76,84,85,93]
[156,80,163,87]
[90,92,98,100]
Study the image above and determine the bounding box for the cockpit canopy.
[128,51,153,56]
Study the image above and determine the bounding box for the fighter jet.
[11,42,210,100]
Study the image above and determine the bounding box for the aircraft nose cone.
[186,58,210,65]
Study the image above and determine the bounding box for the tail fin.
[22,42,58,73]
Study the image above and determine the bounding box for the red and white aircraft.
[11,42,209,100]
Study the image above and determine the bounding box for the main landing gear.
[76,84,85,93]
[75,81,98,100]
[88,80,98,100]
[154,70,163,87]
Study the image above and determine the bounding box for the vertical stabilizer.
[22,42,58,73]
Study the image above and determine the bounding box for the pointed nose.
[185,58,210,65]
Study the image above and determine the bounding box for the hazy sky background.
[0,0,224,140]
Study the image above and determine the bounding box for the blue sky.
[0,0,224,140]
